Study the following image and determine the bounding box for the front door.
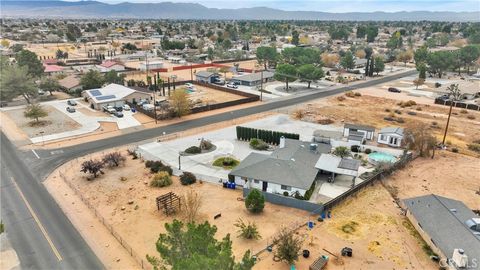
[262,181,268,192]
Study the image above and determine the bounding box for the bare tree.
[181,190,203,223]
[80,159,104,179]
[102,152,126,167]
[404,123,436,157]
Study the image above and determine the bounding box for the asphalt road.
[0,69,416,270]
[1,132,104,270]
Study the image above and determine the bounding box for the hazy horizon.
[68,0,479,13]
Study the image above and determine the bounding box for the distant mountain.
[1,0,479,21]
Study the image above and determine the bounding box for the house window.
[380,134,386,141]
[254,180,260,184]
[281,185,291,191]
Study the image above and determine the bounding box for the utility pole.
[190,63,193,82]
[442,84,460,145]
[260,69,263,101]
[442,99,454,145]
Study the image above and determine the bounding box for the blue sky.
[99,0,479,12]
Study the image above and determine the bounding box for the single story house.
[229,138,331,196]
[43,63,65,75]
[58,75,82,93]
[378,127,404,147]
[314,154,360,185]
[97,61,125,72]
[139,60,163,71]
[82,83,151,110]
[343,123,375,141]
[230,71,275,86]
[403,194,480,269]
[354,58,368,68]
[195,71,219,83]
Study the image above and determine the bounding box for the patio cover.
[314,154,359,177]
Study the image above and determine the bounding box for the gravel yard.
[3,105,80,137]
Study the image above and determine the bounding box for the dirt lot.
[186,85,245,105]
[292,93,480,156]
[2,105,80,137]
[45,146,441,270]
[387,151,480,210]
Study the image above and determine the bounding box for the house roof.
[230,139,331,190]
[403,194,480,265]
[100,61,123,68]
[195,71,216,78]
[348,134,364,142]
[85,83,148,103]
[315,154,359,177]
[232,71,275,83]
[43,64,64,73]
[58,75,80,89]
[344,123,375,132]
[379,127,404,136]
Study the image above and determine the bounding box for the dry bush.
[467,115,476,120]
[345,91,355,98]
[337,96,346,101]
[181,190,203,223]
[293,109,305,119]
[317,118,334,125]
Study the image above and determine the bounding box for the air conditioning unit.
[452,248,468,268]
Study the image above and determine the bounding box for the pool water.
[185,89,194,94]
[368,152,397,163]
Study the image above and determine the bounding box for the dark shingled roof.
[403,194,480,267]
[344,123,375,132]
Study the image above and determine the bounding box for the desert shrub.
[159,165,173,176]
[431,121,438,126]
[451,148,459,153]
[181,190,203,223]
[333,146,350,158]
[394,109,402,114]
[145,160,169,173]
[364,148,372,154]
[119,176,127,182]
[234,218,261,240]
[245,189,265,213]
[337,96,346,101]
[102,152,126,168]
[317,118,334,125]
[199,139,214,151]
[407,111,417,115]
[467,115,476,120]
[460,109,468,114]
[467,143,480,153]
[354,92,361,97]
[184,146,201,154]
[150,172,172,187]
[274,228,304,265]
[384,116,395,121]
[249,138,269,150]
[180,172,197,185]
[303,182,316,200]
[293,109,304,119]
[385,108,391,112]
[396,118,405,123]
[212,157,239,169]
[80,159,104,179]
[345,91,355,98]
[416,107,422,111]
[434,82,441,88]
[127,149,138,159]
[351,145,361,153]
[283,191,289,196]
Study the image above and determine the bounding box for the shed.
[343,123,375,141]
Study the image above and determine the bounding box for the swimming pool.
[368,152,397,164]
[185,89,195,94]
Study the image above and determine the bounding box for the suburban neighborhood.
[0,2,479,270]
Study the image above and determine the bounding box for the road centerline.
[10,176,63,262]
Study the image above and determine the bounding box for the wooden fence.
[434,98,480,111]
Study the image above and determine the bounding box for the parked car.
[38,89,45,95]
[388,87,401,93]
[114,111,124,118]
[114,106,123,112]
[66,106,76,113]
[123,104,131,111]
[226,82,238,89]
[67,100,77,106]
[103,105,116,114]
[142,104,155,111]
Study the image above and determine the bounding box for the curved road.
[0,69,416,269]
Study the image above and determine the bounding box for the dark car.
[114,106,123,112]
[67,100,77,106]
[114,111,124,118]
[388,87,401,93]
[66,106,76,113]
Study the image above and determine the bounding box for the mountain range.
[1,0,479,21]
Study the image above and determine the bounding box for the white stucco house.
[377,127,404,147]
[343,123,375,142]
[229,138,332,196]
[82,83,151,110]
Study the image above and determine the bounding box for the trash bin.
[131,108,136,113]
[302,249,310,258]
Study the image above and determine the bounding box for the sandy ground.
[3,105,81,137]
[51,151,313,269]
[186,84,244,105]
[387,151,480,210]
[255,184,436,270]
[0,111,30,143]
[292,93,480,155]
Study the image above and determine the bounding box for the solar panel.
[339,158,360,171]
[90,89,102,96]
[96,95,116,101]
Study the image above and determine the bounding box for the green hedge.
[236,126,300,145]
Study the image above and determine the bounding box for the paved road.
[35,69,417,179]
[0,69,415,270]
[1,132,104,270]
